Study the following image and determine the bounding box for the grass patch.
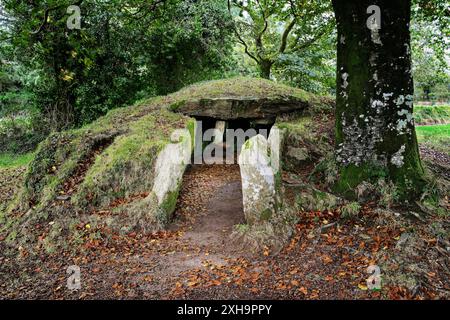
[416,124,450,154]
[0,153,34,168]
[414,105,450,125]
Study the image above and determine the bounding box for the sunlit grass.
[0,153,34,168]
[416,124,450,155]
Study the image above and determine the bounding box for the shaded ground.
[0,159,449,300]
[420,146,450,180]
[0,166,26,214]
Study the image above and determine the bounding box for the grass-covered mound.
[1,77,324,253]
[1,106,195,252]
[169,77,315,101]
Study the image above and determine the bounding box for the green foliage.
[275,34,336,95]
[411,1,450,102]
[0,115,47,154]
[0,152,34,168]
[340,202,361,219]
[228,0,334,79]
[1,0,236,129]
[411,22,450,102]
[412,0,449,57]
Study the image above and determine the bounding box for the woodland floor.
[0,148,449,300]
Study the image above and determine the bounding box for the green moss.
[168,77,314,102]
[0,153,34,168]
[334,158,426,201]
[161,189,180,216]
[333,163,387,198]
[243,138,252,150]
[186,118,196,150]
[73,109,187,209]
[234,224,250,233]
[260,208,273,221]
[169,100,186,112]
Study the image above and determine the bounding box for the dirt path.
[1,163,448,300]
[177,180,245,250]
[130,164,248,298]
[171,163,246,254]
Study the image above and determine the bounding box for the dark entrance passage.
[193,117,275,164]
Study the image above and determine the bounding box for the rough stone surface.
[152,129,192,205]
[268,126,284,177]
[176,97,307,120]
[238,135,277,224]
[213,120,226,144]
[286,146,309,164]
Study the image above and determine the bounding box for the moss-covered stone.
[3,77,326,252]
[276,115,334,173]
[295,187,342,212]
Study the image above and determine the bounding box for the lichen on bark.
[332,0,426,199]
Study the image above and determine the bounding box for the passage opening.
[194,116,275,164]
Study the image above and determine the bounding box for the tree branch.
[288,20,333,53]
[279,18,296,53]
[228,0,260,64]
[31,0,84,34]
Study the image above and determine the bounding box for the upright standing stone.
[214,120,226,144]
[238,134,276,224]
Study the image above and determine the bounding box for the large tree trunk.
[259,60,273,79]
[332,0,425,199]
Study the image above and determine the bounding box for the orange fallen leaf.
[358,283,368,291]
[322,255,333,264]
[324,275,333,281]
[289,268,299,275]
[298,287,308,295]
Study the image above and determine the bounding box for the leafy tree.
[411,22,449,102]
[228,0,334,79]
[412,0,449,57]
[273,32,336,95]
[0,0,235,129]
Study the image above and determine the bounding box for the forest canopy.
[0,0,448,152]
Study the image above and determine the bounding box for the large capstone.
[175,97,307,120]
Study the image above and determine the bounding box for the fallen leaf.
[358,283,368,291]
[298,287,308,295]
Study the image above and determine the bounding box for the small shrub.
[378,179,400,208]
[341,202,361,219]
